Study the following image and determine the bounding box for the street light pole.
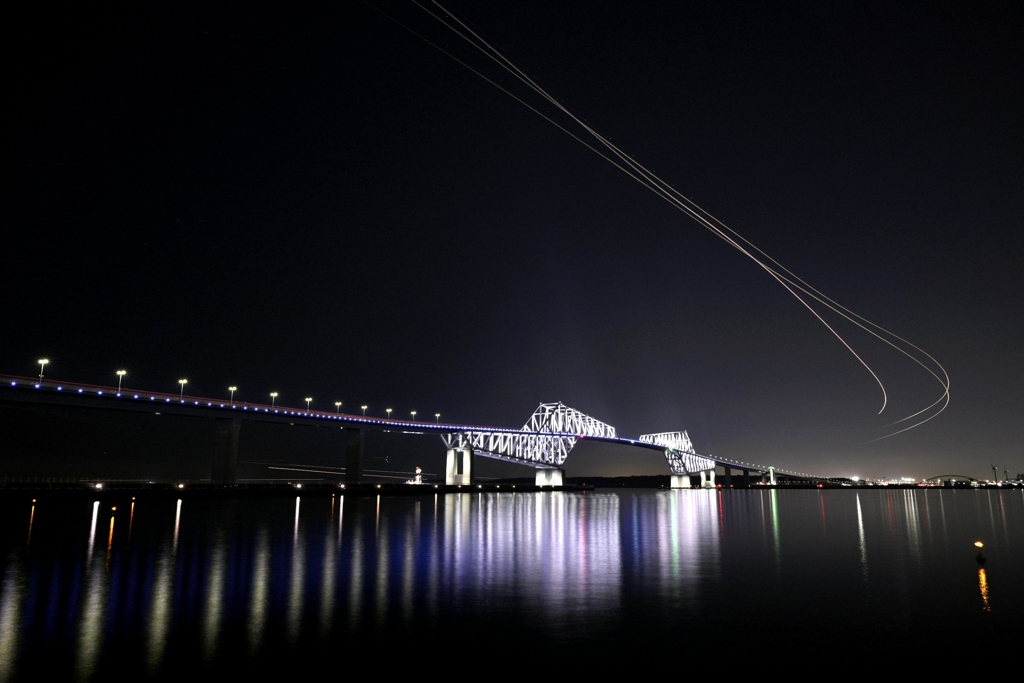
[305,398,312,412]
[270,392,278,408]
[411,411,417,421]
[335,402,342,414]
[37,359,48,381]
[178,379,187,399]
[361,405,367,417]
[435,413,440,423]
[386,408,392,421]
[229,386,237,405]
[116,370,126,391]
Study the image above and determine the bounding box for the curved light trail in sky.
[371,1,950,439]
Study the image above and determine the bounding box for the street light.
[410,411,417,421]
[229,386,237,405]
[305,398,312,412]
[361,405,367,416]
[37,359,48,381]
[116,370,126,391]
[386,408,392,421]
[270,392,278,408]
[178,379,187,398]
[435,413,440,423]
[335,402,342,414]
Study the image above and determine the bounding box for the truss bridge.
[441,402,616,485]
[1,374,823,488]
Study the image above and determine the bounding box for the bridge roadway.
[0,374,822,485]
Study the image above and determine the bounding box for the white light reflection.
[173,499,182,551]
[375,504,389,627]
[903,490,921,564]
[287,497,305,643]
[87,501,99,565]
[428,494,439,620]
[401,503,417,625]
[146,545,174,674]
[656,490,719,604]
[0,553,24,683]
[202,532,226,660]
[348,522,364,631]
[248,528,270,655]
[76,556,106,679]
[855,493,868,581]
[431,491,622,632]
[320,510,337,635]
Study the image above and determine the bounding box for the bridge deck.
[0,374,820,480]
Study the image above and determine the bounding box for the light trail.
[377,0,949,438]
[266,466,437,480]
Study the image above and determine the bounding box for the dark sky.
[5,1,1022,481]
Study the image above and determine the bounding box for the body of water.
[0,488,1020,677]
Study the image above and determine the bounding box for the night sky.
[5,2,1021,481]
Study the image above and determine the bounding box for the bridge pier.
[722,466,732,488]
[211,416,241,484]
[699,469,716,488]
[535,469,565,487]
[445,447,475,485]
[743,469,750,487]
[346,428,364,484]
[670,474,692,489]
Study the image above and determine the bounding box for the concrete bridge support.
[445,447,475,485]
[699,469,716,488]
[743,469,750,487]
[670,474,692,489]
[346,428,364,484]
[535,469,565,487]
[211,416,241,484]
[722,466,732,488]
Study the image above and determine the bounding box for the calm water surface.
[0,488,1020,677]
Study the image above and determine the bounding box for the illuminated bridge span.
[0,374,819,487]
[441,402,617,486]
[638,432,718,488]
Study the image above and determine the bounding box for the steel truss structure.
[639,431,715,475]
[441,402,615,469]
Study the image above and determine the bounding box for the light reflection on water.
[0,488,1020,677]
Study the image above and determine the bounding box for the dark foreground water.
[0,488,1020,677]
